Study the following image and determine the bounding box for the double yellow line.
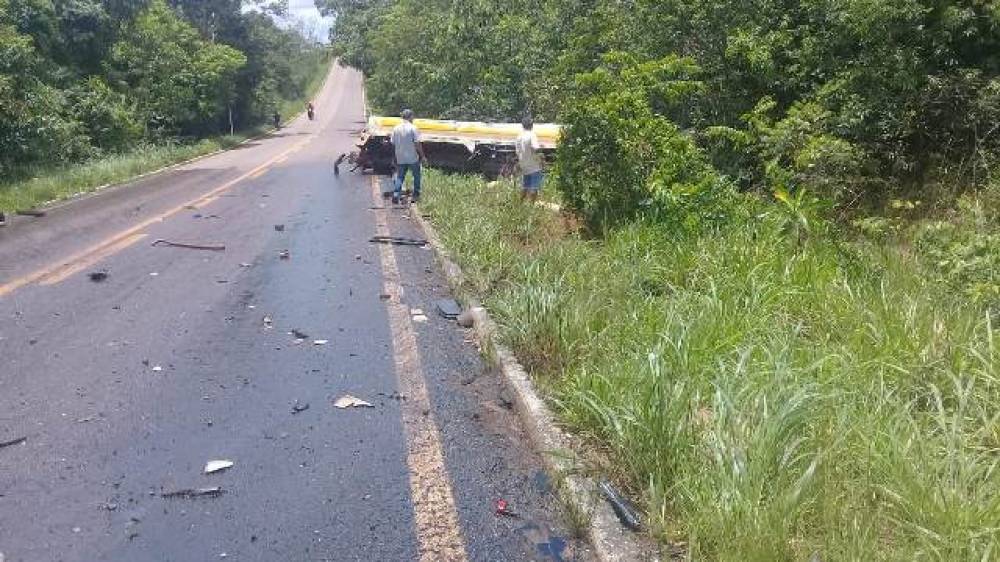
[0,139,307,298]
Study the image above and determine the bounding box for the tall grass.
[0,137,250,211]
[422,171,1000,560]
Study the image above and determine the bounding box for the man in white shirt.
[390,109,426,204]
[515,116,543,202]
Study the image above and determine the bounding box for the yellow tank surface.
[368,116,561,147]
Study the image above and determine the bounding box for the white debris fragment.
[204,460,234,474]
[332,395,373,409]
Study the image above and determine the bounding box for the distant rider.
[307,102,315,121]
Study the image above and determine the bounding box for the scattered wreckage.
[345,116,560,177]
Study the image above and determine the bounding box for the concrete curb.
[411,207,661,562]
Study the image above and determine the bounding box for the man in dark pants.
[390,109,426,204]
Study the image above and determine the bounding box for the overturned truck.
[350,116,560,177]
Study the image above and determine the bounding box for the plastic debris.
[495,499,519,518]
[333,395,373,409]
[279,250,290,260]
[151,365,163,372]
[598,479,643,531]
[274,224,285,232]
[290,329,309,340]
[88,271,109,283]
[292,401,310,414]
[313,340,329,346]
[262,315,273,329]
[161,487,223,499]
[204,460,234,474]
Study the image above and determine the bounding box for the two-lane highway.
[0,63,590,562]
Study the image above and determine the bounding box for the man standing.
[515,116,543,202]
[390,109,426,204]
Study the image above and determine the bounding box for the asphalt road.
[0,64,591,562]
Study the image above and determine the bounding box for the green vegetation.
[0,0,329,211]
[423,172,998,560]
[325,0,1000,557]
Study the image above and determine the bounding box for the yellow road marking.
[369,177,468,562]
[38,233,147,286]
[0,140,308,298]
[248,168,269,180]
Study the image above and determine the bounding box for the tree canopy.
[0,0,327,175]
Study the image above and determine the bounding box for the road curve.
[0,63,590,562]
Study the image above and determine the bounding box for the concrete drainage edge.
[412,207,661,562]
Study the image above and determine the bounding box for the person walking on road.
[0,211,6,226]
[516,116,543,202]
[307,101,316,121]
[391,109,426,204]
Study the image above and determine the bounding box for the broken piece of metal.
[151,239,226,251]
[435,299,461,319]
[369,235,428,247]
[0,436,27,449]
[161,487,224,499]
[598,479,643,532]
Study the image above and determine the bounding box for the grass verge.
[0,51,332,214]
[421,170,999,561]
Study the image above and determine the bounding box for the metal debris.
[161,487,224,499]
[151,239,225,251]
[0,436,27,449]
[369,235,428,247]
[598,479,643,532]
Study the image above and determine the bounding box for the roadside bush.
[71,77,142,152]
[555,55,736,232]
[915,184,1000,312]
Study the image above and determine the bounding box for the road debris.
[495,499,519,518]
[274,224,285,232]
[279,250,290,260]
[292,400,310,414]
[598,479,643,531]
[151,365,163,372]
[290,329,309,340]
[410,308,429,323]
[88,271,109,283]
[262,315,273,329]
[369,235,428,247]
[0,436,27,449]
[17,209,46,217]
[313,339,329,346]
[334,153,346,175]
[457,309,476,328]
[151,239,225,251]
[204,460,234,474]
[240,263,253,268]
[333,395,373,409]
[98,501,119,511]
[435,299,461,319]
[161,487,224,499]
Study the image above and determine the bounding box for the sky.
[269,0,333,43]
